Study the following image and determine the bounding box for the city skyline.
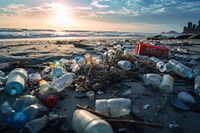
[0,0,199,33]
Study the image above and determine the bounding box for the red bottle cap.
[45,95,58,108]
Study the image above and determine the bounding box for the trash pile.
[0,38,200,133]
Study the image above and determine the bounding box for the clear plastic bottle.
[142,73,162,88]
[159,74,174,93]
[5,68,28,95]
[12,95,40,112]
[50,73,73,92]
[117,60,131,70]
[72,109,113,133]
[37,86,59,108]
[149,56,166,72]
[107,98,131,117]
[95,98,131,117]
[167,59,193,79]
[194,75,200,96]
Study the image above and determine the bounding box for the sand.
[0,37,200,133]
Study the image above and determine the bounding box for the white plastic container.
[194,75,200,96]
[142,73,162,88]
[72,109,113,133]
[95,98,131,117]
[117,61,131,70]
[50,73,73,92]
[5,68,28,95]
[159,74,174,93]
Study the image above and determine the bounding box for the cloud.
[152,8,166,14]
[76,7,92,10]
[177,1,200,13]
[90,0,110,8]
[7,4,25,9]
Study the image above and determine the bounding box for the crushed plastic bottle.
[5,68,28,95]
[95,98,132,117]
[50,73,73,92]
[72,109,113,133]
[166,59,193,79]
[117,60,131,70]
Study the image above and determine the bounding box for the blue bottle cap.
[127,63,131,69]
[188,72,193,79]
[10,89,17,95]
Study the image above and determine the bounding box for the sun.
[49,3,74,28]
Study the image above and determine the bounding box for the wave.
[0,28,158,39]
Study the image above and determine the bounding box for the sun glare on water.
[49,3,75,28]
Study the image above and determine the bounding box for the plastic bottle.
[117,60,131,70]
[37,86,59,108]
[50,73,73,92]
[12,95,40,112]
[39,79,49,90]
[22,103,48,120]
[71,57,85,72]
[142,73,162,88]
[167,59,193,79]
[50,60,63,79]
[5,68,28,95]
[194,75,200,96]
[1,95,42,128]
[95,98,131,117]
[159,74,174,93]
[72,109,113,133]
[149,56,166,72]
[85,53,92,64]
[1,101,16,117]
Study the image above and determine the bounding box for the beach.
[0,37,200,133]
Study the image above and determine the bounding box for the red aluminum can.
[135,43,169,58]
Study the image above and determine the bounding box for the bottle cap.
[10,88,17,95]
[45,95,58,108]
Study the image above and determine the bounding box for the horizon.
[0,0,199,33]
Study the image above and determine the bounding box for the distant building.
[183,20,200,34]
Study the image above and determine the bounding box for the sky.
[0,0,199,33]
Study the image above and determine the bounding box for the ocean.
[0,28,176,40]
